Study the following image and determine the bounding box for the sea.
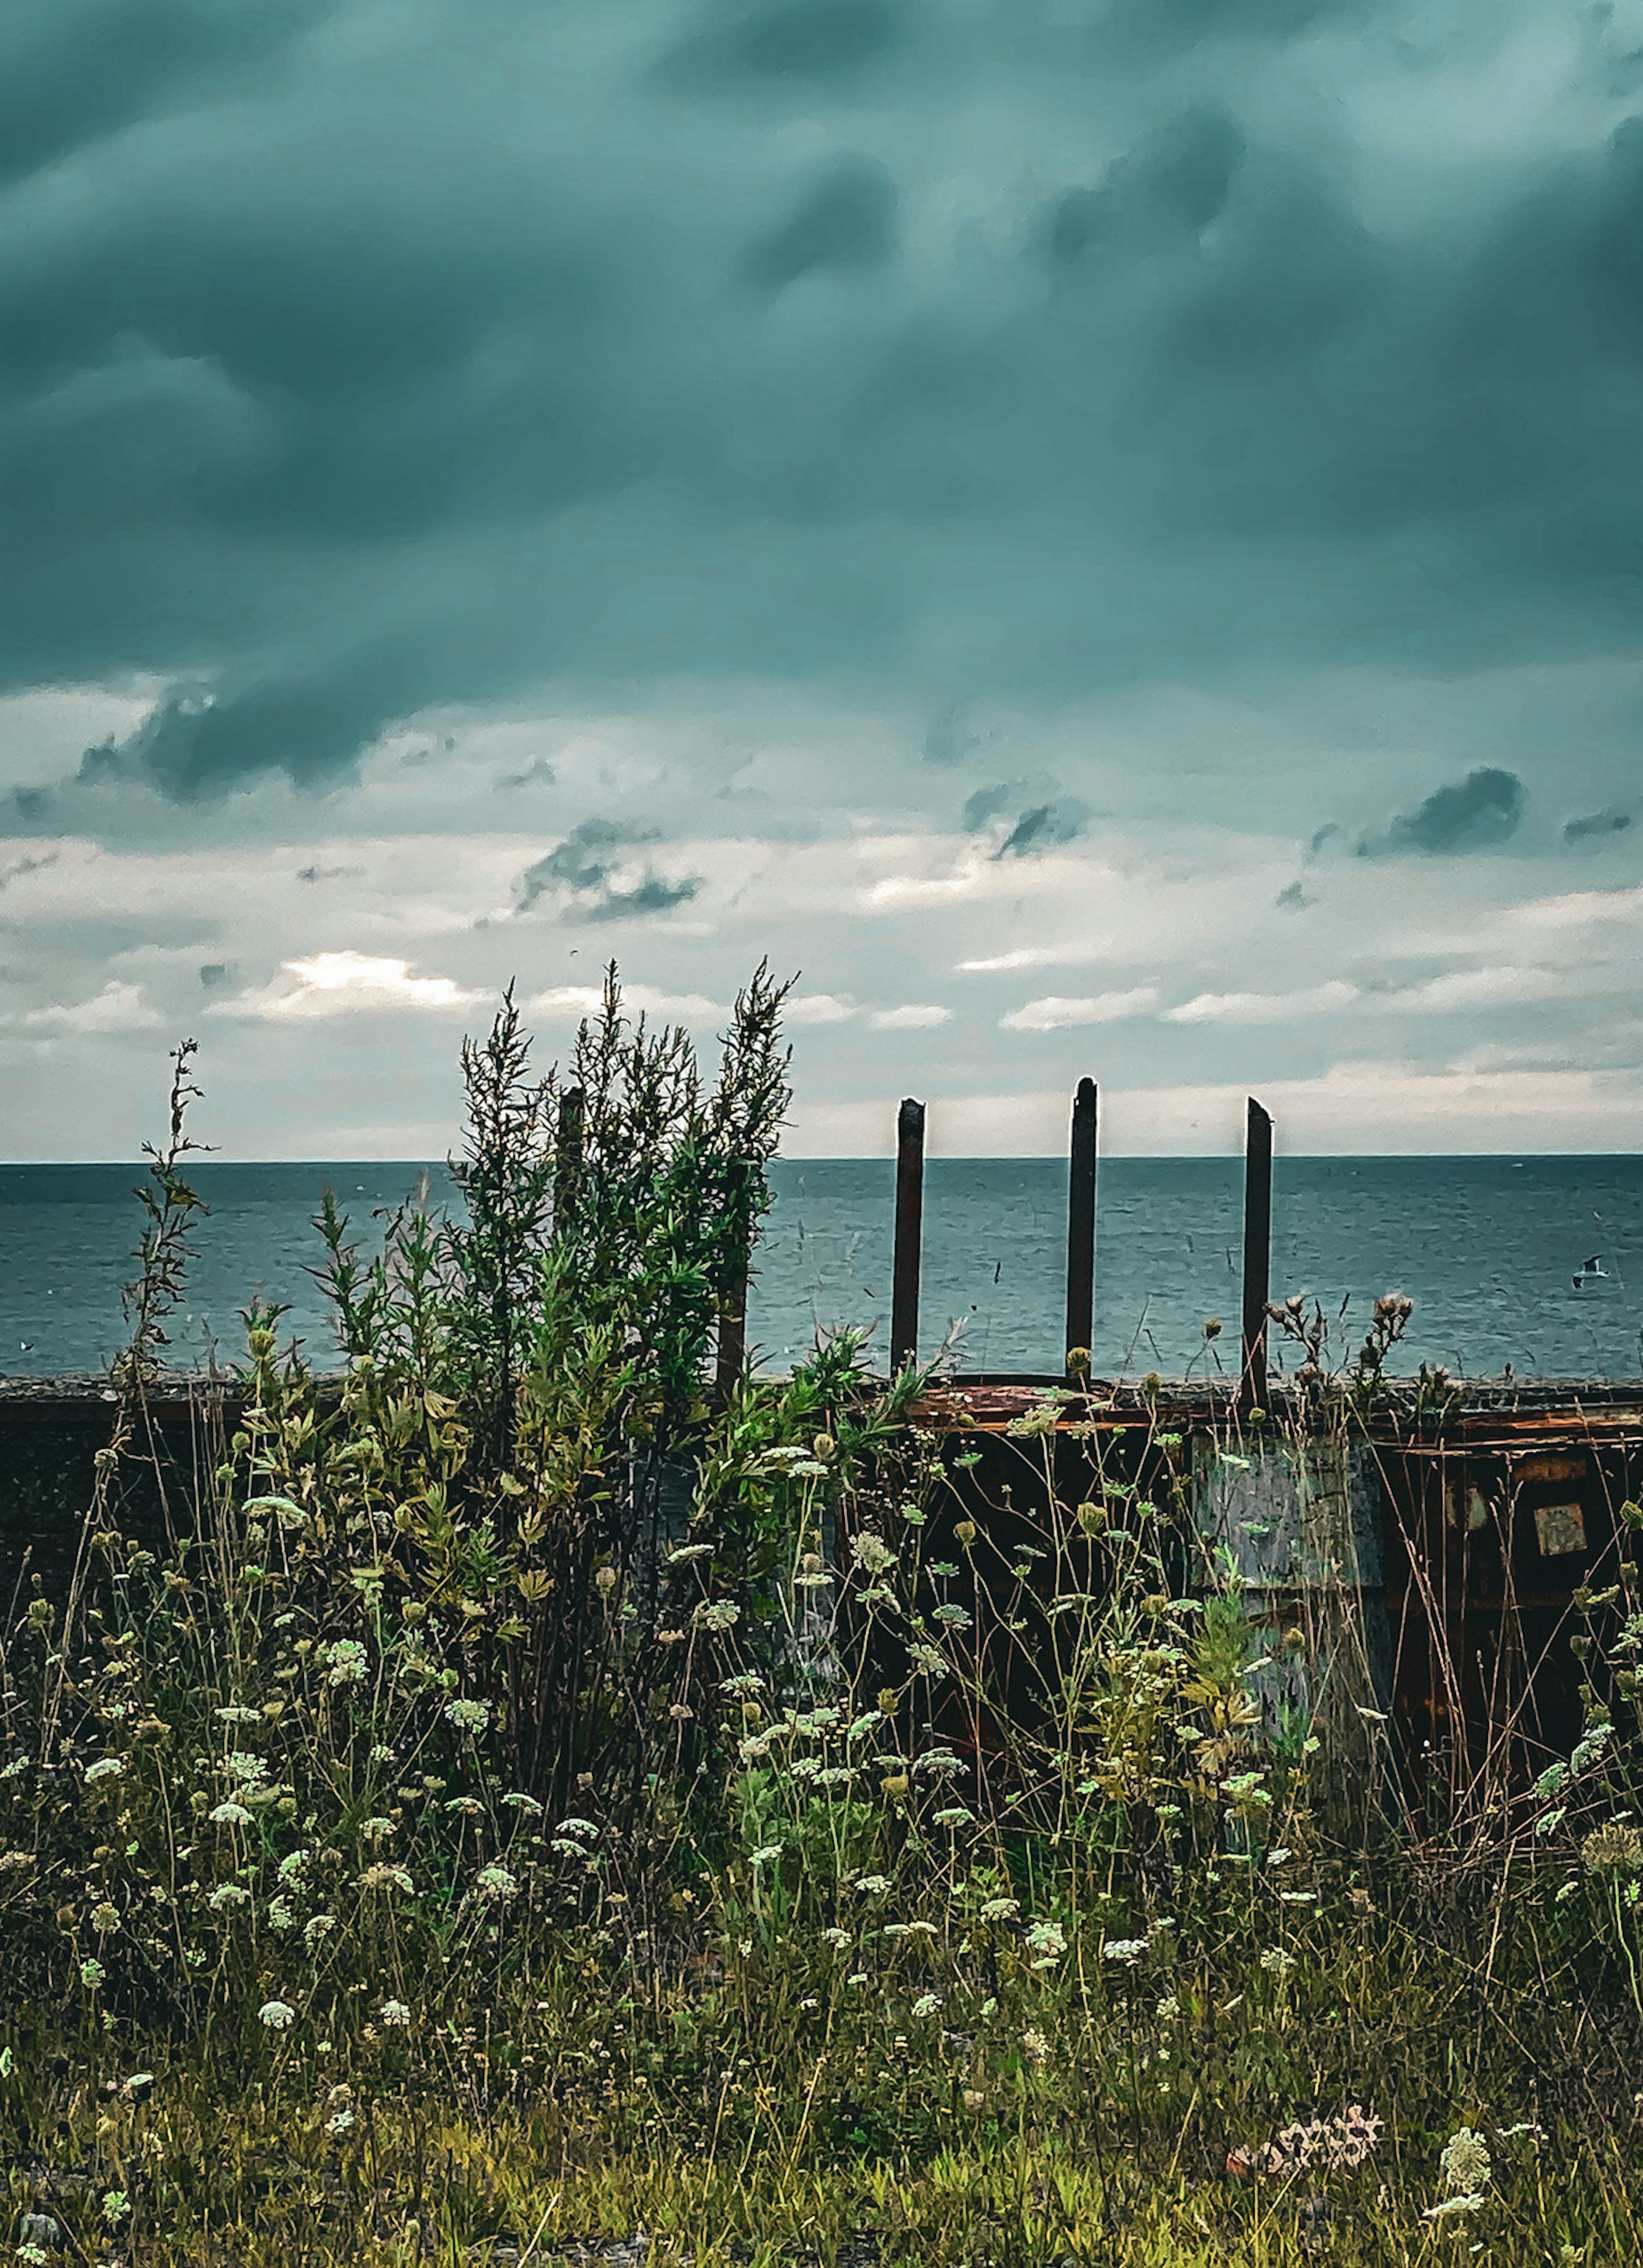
[0,1157,1638,1385]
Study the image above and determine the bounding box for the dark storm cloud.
[741,158,896,292]
[961,784,1014,831]
[656,0,906,92]
[198,961,231,989]
[1357,769,1527,859]
[515,819,701,923]
[1565,807,1632,843]
[0,0,333,190]
[995,799,1090,858]
[1045,110,1244,267]
[9,1,1643,810]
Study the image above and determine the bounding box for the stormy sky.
[3,0,1642,1158]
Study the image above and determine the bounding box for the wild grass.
[1,967,1640,2266]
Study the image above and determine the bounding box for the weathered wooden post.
[1241,1095,1272,1411]
[1065,1076,1097,1376]
[890,1098,925,1372]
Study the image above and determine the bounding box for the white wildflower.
[209,1801,252,1827]
[1423,2194,1485,2221]
[1440,2129,1492,2195]
[258,1999,297,2030]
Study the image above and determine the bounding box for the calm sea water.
[0,1157,1639,1383]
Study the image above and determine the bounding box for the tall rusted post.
[1241,1096,1272,1411]
[890,1098,925,1373]
[553,1084,585,1231]
[1065,1077,1097,1376]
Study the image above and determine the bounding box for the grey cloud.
[995,799,1090,858]
[1357,769,1526,859]
[1047,110,1244,268]
[296,863,363,882]
[515,818,701,923]
[6,2,1643,820]
[922,706,999,769]
[1274,879,1313,910]
[658,0,905,93]
[961,783,1014,830]
[0,0,333,190]
[496,757,557,790]
[198,961,231,989]
[742,157,896,292]
[1565,807,1632,844]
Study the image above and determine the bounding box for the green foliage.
[1,989,1641,2265]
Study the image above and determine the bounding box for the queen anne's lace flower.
[1439,2128,1492,2195]
[258,2000,296,2030]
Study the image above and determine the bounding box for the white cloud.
[784,992,859,1025]
[960,945,1072,973]
[1373,965,1567,1013]
[1000,989,1161,1032]
[783,1061,1643,1158]
[522,983,723,1024]
[23,980,161,1034]
[213,951,485,1022]
[1515,885,1643,933]
[866,863,989,908]
[1164,982,1359,1025]
[868,1004,954,1030]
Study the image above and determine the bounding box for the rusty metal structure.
[1,1081,1637,1802]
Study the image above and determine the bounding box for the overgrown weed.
[1,970,1640,2265]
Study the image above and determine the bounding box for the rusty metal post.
[1241,1096,1272,1410]
[890,1097,925,1372]
[1065,1077,1097,1375]
[553,1084,585,1231]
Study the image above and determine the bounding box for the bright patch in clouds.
[524,983,723,1024]
[215,953,483,1022]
